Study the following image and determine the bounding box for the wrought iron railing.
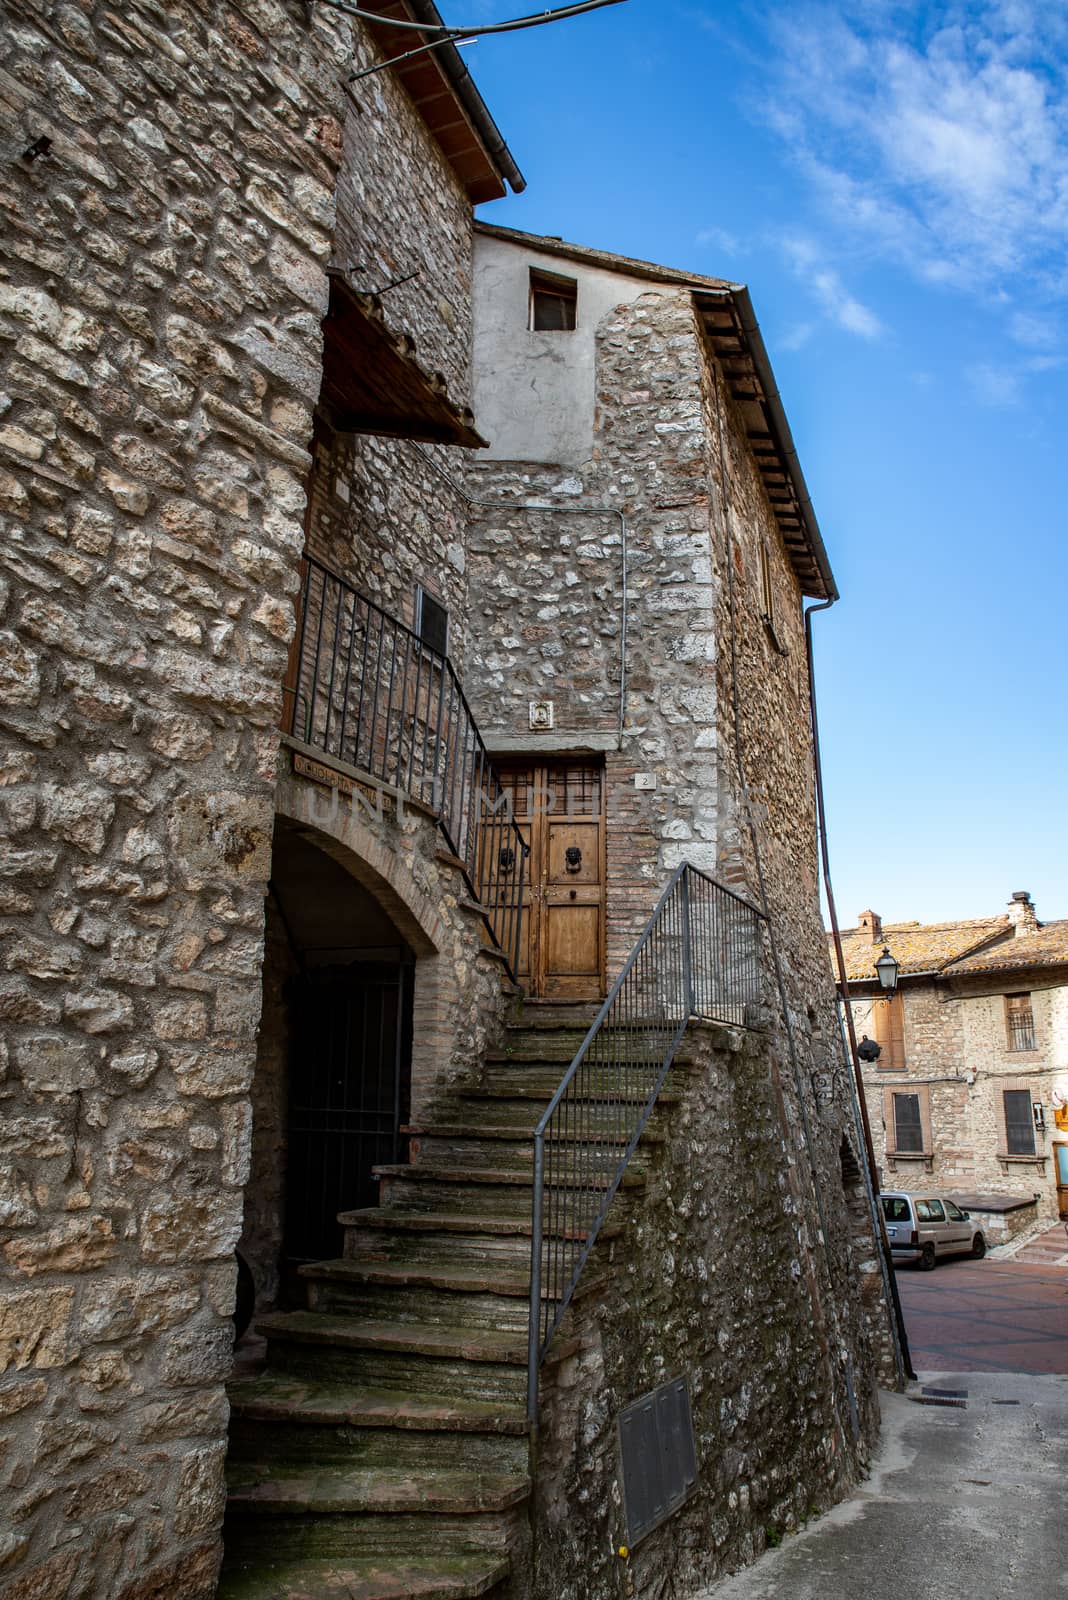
[527,863,766,1417]
[285,556,526,977]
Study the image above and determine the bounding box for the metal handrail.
[527,863,767,1418]
[285,556,527,977]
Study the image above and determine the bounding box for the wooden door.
[1055,1143,1068,1217]
[497,761,605,1000]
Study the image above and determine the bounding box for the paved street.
[896,1256,1068,1374]
[694,1373,1068,1600]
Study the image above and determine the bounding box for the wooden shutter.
[872,993,905,1070]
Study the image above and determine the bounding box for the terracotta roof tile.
[943,919,1068,975]
[832,917,1010,983]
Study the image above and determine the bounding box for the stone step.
[217,1553,511,1600]
[507,1002,602,1030]
[299,1260,532,1333]
[473,1066,684,1100]
[224,1463,530,1561]
[485,1035,700,1065]
[404,1127,664,1172]
[375,1162,646,1219]
[226,1376,528,1473]
[339,1209,621,1272]
[256,1312,574,1403]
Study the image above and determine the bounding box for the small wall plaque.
[529,700,554,731]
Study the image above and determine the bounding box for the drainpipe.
[805,598,916,1383]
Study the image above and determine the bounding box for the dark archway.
[240,817,415,1312]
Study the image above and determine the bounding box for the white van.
[880,1192,986,1270]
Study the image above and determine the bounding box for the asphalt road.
[895,1256,1068,1374]
[694,1374,1068,1600]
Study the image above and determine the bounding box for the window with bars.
[1005,993,1035,1052]
[892,1092,925,1154]
[529,267,577,331]
[1003,1089,1036,1156]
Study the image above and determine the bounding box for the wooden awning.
[319,271,486,449]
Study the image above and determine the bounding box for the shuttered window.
[872,993,905,1070]
[892,1092,924,1154]
[1003,1089,1036,1156]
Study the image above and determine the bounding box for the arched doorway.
[240,817,416,1312]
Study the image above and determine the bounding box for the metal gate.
[284,960,413,1268]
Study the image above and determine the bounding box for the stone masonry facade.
[838,899,1068,1228]
[0,4,510,1597]
[0,8,895,1599]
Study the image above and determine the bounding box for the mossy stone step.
[227,1462,530,1517]
[217,1553,510,1600]
[298,1259,531,1299]
[337,1208,622,1243]
[255,1313,530,1366]
[228,1376,528,1435]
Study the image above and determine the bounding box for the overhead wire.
[308,0,630,80]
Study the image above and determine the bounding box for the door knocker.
[498,847,515,873]
[565,846,582,874]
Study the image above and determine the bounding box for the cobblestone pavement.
[896,1257,1068,1374]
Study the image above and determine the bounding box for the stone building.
[0,4,893,1599]
[837,894,1068,1238]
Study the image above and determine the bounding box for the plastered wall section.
[0,2,489,1596]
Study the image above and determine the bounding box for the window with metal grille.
[530,267,577,331]
[415,585,449,658]
[759,542,774,623]
[1005,993,1035,1052]
[1003,1089,1036,1155]
[893,1092,924,1154]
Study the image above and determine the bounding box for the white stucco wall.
[473,234,666,466]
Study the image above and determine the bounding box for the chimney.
[1007,891,1038,938]
[857,909,882,942]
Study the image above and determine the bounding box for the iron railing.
[285,556,526,977]
[527,863,767,1418]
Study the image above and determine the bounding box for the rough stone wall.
[466,285,724,976]
[466,251,898,1523]
[534,1023,882,1600]
[303,35,476,666]
[852,976,1067,1217]
[0,2,500,1595]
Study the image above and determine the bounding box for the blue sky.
[439,0,1067,928]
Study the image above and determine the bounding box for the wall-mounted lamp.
[874,945,900,996]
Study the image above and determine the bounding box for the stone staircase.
[218,1002,675,1600]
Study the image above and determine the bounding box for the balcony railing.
[284,556,526,978]
[527,863,766,1418]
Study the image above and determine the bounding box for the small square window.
[530,268,577,332]
[415,586,448,658]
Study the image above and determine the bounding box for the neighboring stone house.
[1,5,893,1600]
[837,894,1068,1237]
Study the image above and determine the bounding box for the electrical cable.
[310,0,629,80]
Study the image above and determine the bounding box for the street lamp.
[874,945,899,996]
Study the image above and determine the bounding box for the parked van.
[880,1192,986,1269]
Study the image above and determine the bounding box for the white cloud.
[758,2,1068,300]
[967,361,1022,405]
[779,234,884,338]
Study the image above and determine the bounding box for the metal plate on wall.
[617,1376,698,1545]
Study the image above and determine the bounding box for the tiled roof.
[943,919,1068,975]
[833,917,1010,983]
